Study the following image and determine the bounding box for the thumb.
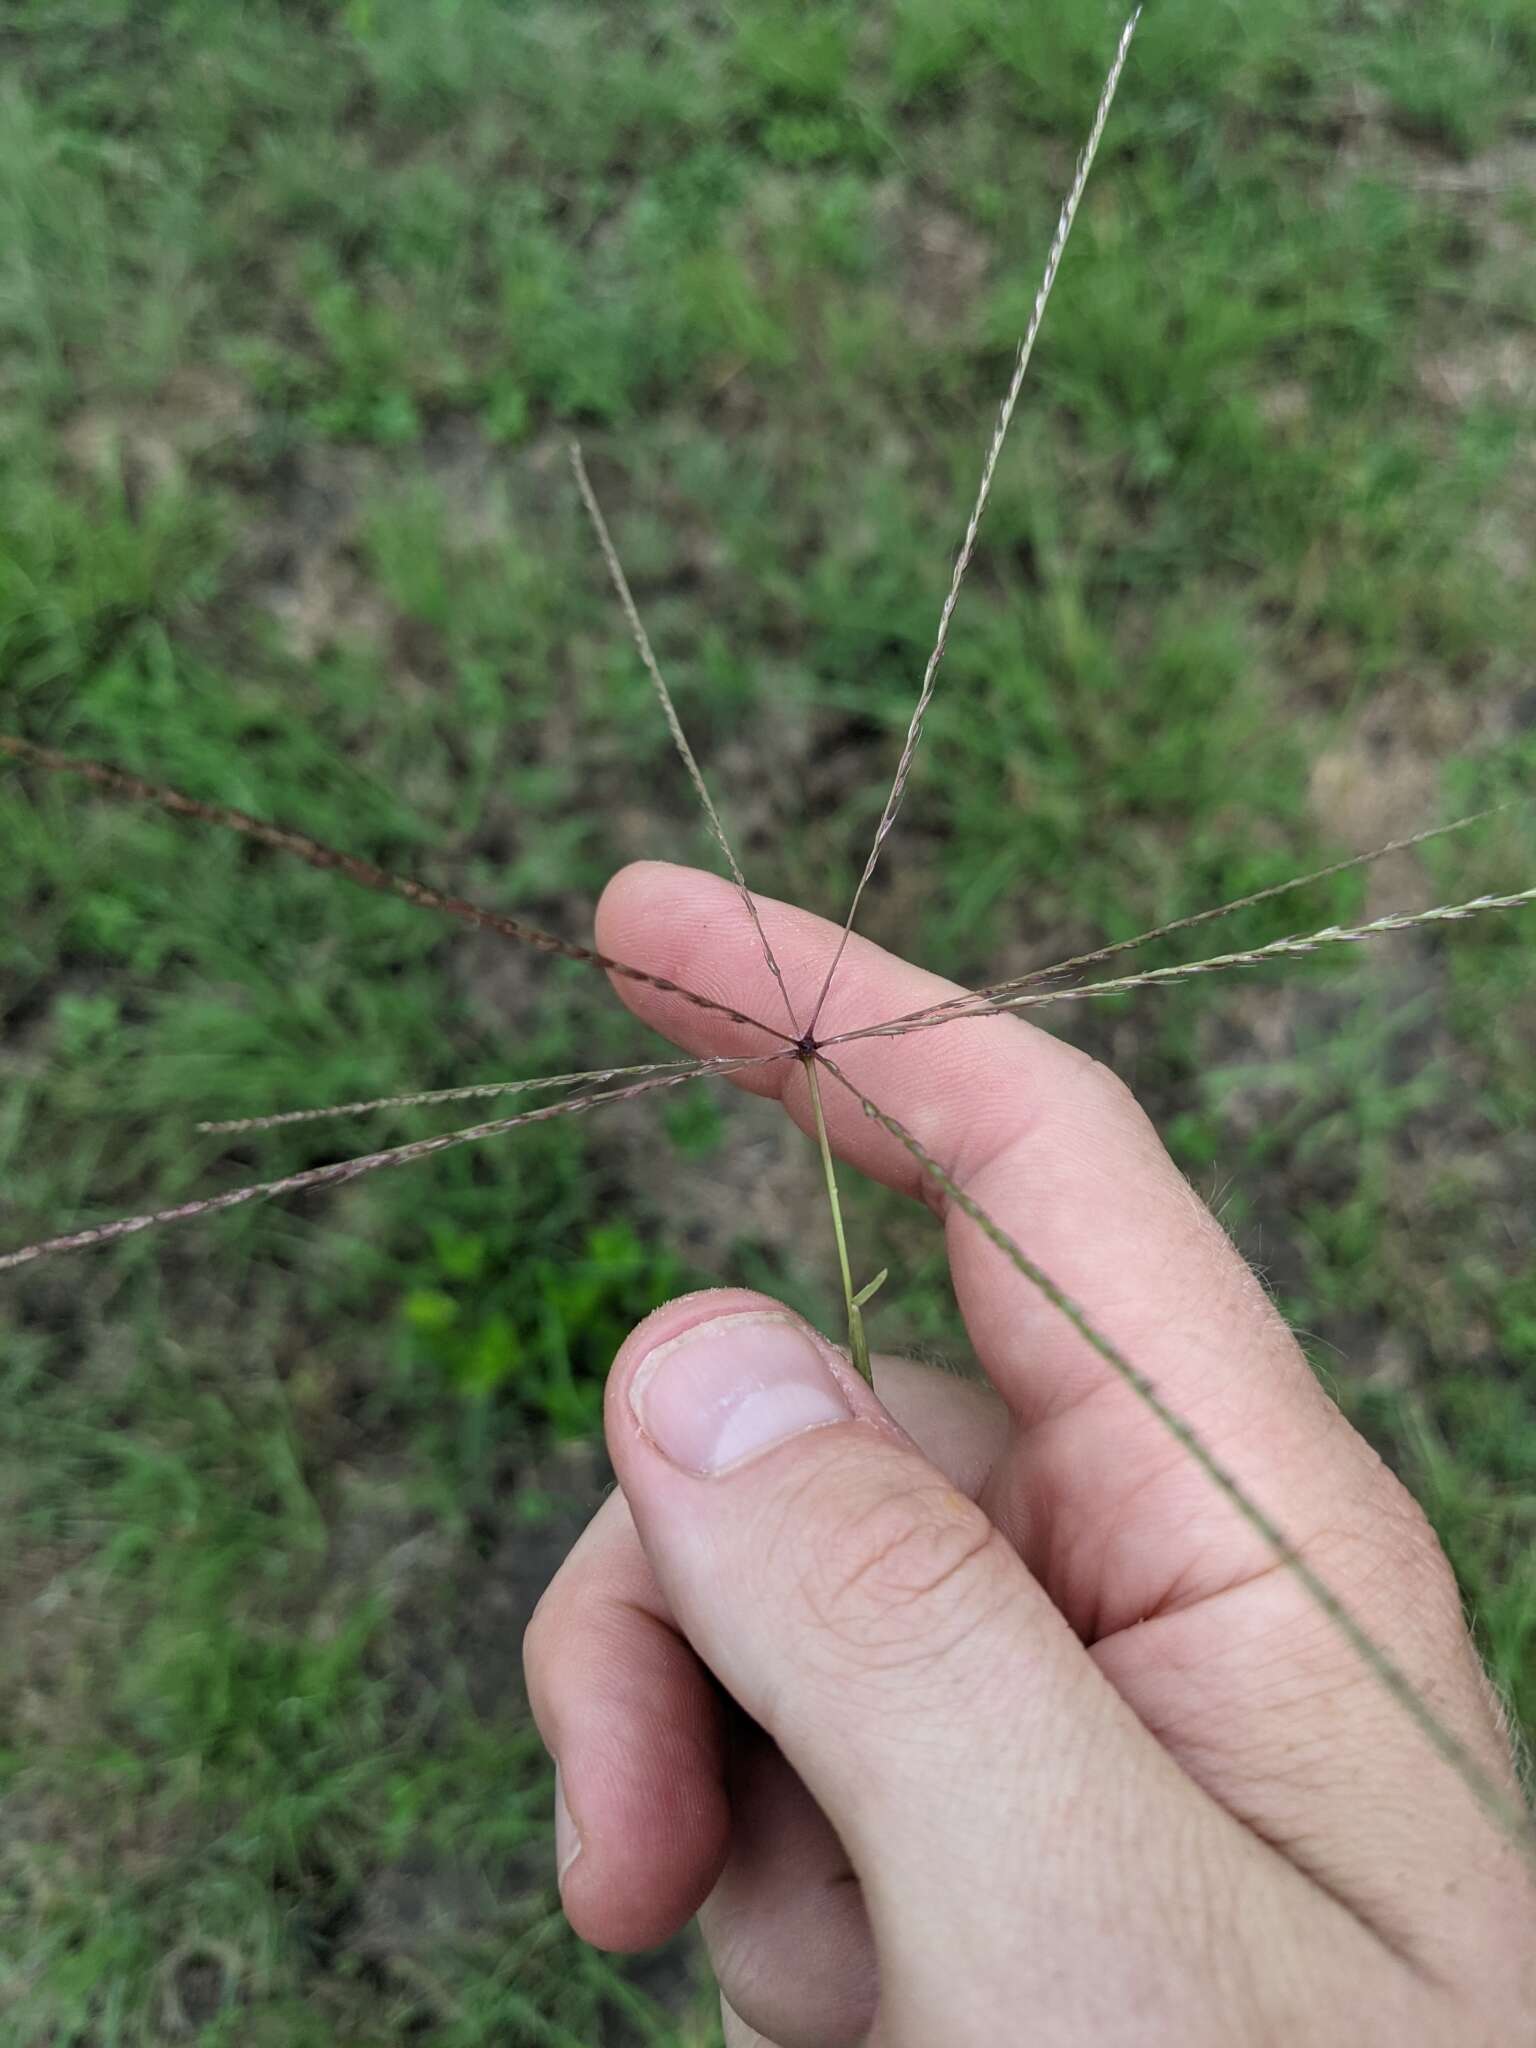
[603,1292,1201,1960]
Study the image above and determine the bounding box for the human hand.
[524,863,1535,2047]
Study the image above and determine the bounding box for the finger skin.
[524,1289,1006,1956]
[523,1486,727,1951]
[721,1997,784,2048]
[593,863,1534,1979]
[596,862,1349,1608]
[600,1295,1430,2046]
[698,1722,875,2048]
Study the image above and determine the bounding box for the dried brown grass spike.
[0,733,790,1042]
[0,1054,791,1273]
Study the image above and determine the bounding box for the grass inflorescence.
[3,1,1535,2038]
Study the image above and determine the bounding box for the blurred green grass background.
[1,1,1533,2039]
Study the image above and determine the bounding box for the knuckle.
[795,1472,1012,1674]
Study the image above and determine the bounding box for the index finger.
[596,861,1533,1953]
[595,858,1334,1598]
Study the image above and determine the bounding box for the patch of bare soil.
[1186,954,1528,1390]
[1307,679,1496,917]
[0,1542,122,1755]
[875,184,992,345]
[1414,318,1536,585]
[62,368,256,504]
[1417,333,1536,414]
[1405,139,1536,203]
[335,1436,712,2043]
[461,1440,611,1714]
[1331,81,1536,217]
[611,1079,837,1291]
[307,1454,454,1642]
[157,1942,243,2036]
[238,441,409,665]
[1327,91,1536,587]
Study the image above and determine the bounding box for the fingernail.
[630,1310,852,1475]
[554,1767,581,1883]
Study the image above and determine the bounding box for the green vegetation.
[2,1,1533,2038]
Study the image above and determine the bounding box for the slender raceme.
[0,733,791,1044]
[9,865,1528,1273]
[196,1055,730,1135]
[803,7,1143,1038]
[820,885,1536,1048]
[570,442,801,1036]
[4,0,1534,1885]
[815,1053,1536,1869]
[852,800,1522,1034]
[0,1053,793,1273]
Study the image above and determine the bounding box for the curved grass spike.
[570,441,801,1037]
[2,0,1530,1901]
[195,1055,728,1136]
[821,883,1536,1049]
[813,1052,1536,1872]
[0,1053,793,1274]
[804,7,1144,1039]
[840,799,1524,1038]
[0,733,792,1045]
[566,436,903,1362]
